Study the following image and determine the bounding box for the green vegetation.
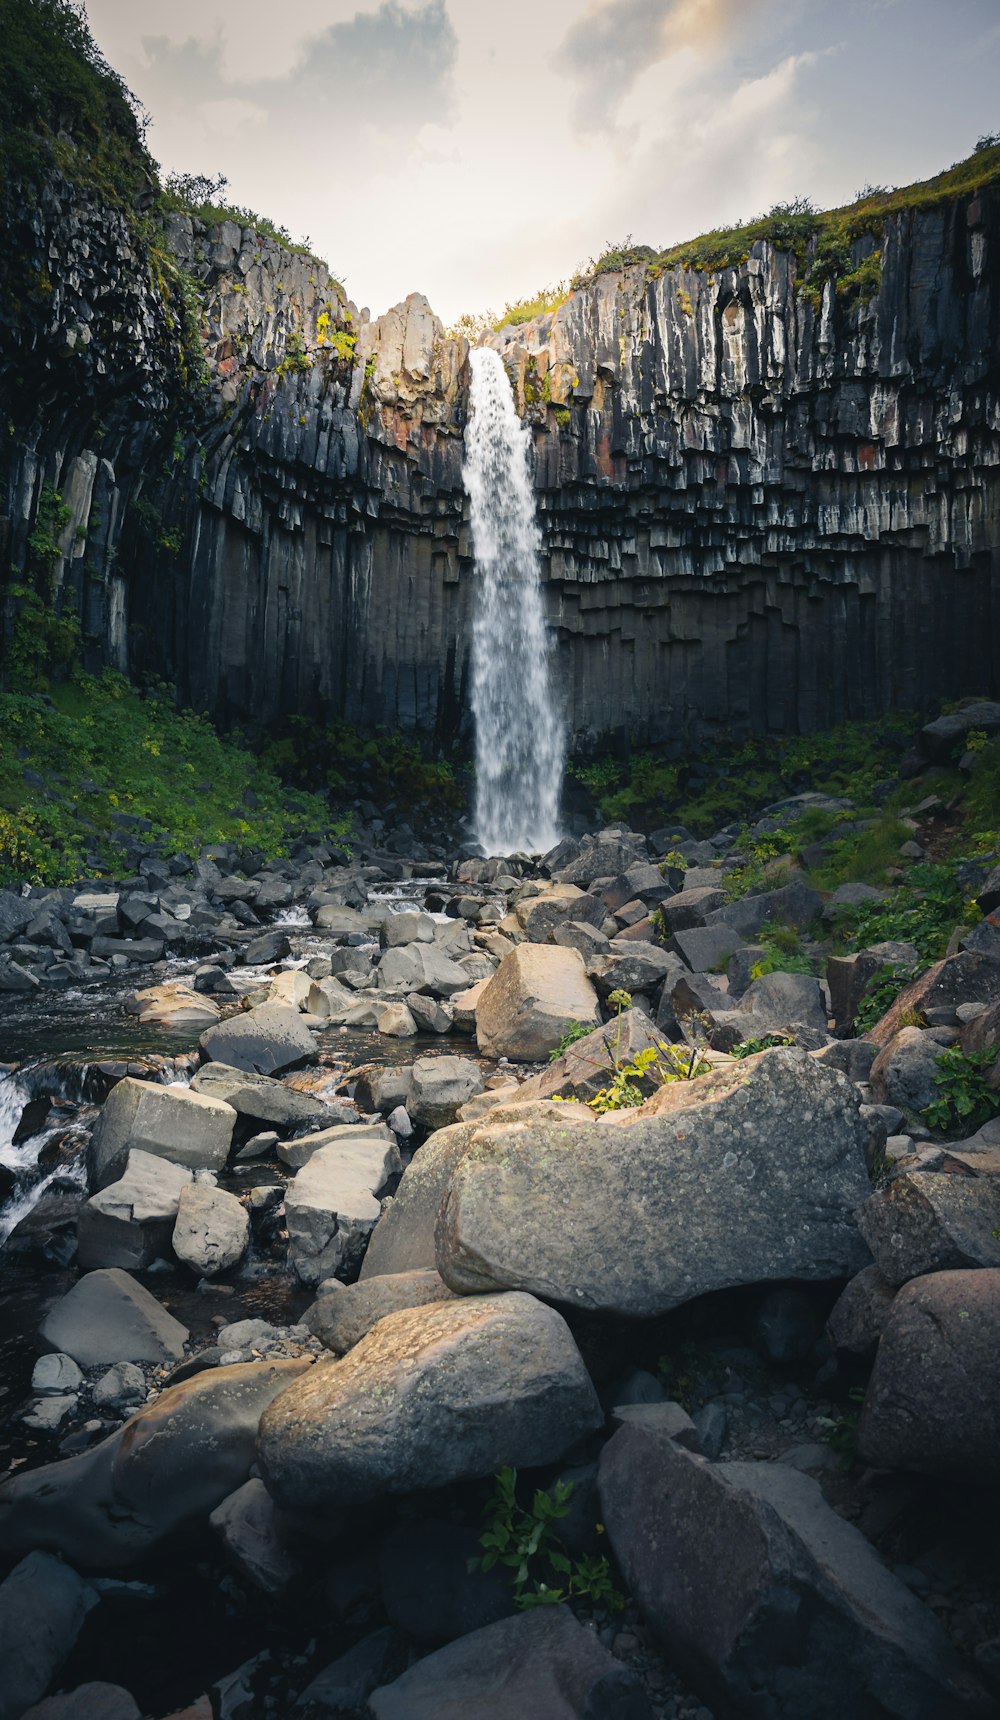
[731,1032,795,1059]
[0,670,341,886]
[833,859,977,963]
[817,1386,867,1471]
[549,1021,595,1062]
[478,1467,622,1613]
[853,963,922,1035]
[748,923,820,980]
[158,172,332,271]
[923,1047,1000,1136]
[494,283,569,330]
[571,235,657,289]
[260,716,465,824]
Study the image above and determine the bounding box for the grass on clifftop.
[0,671,341,887]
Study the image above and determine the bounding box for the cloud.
[558,0,766,126]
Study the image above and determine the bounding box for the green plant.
[589,1042,710,1113]
[27,485,72,568]
[853,963,922,1034]
[837,860,974,962]
[478,1468,622,1612]
[549,1021,594,1061]
[923,1047,1000,1135]
[817,1387,867,1470]
[731,1033,795,1059]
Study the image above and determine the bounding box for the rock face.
[0,1359,310,1568]
[257,1292,602,1509]
[437,1050,871,1315]
[858,1172,1000,1284]
[598,1425,992,1719]
[475,945,601,1061]
[6,157,1000,746]
[858,1269,1000,1481]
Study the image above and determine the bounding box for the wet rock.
[209,1478,302,1595]
[88,1078,236,1189]
[0,1552,98,1720]
[258,1293,602,1510]
[858,1171,1000,1285]
[77,1150,192,1271]
[367,1604,651,1719]
[191,1062,330,1130]
[826,1265,898,1357]
[407,1055,484,1129]
[475,945,601,1061]
[199,1005,317,1075]
[859,1269,1000,1481]
[92,1361,146,1410]
[308,1268,456,1354]
[243,929,291,965]
[0,1360,310,1567]
[437,1049,870,1315]
[172,1181,250,1276]
[285,1134,402,1284]
[128,981,221,1027]
[40,1269,189,1366]
[599,1425,991,1719]
[31,1353,83,1395]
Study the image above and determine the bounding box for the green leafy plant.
[853,963,922,1034]
[549,1021,594,1062]
[27,485,71,567]
[923,1047,1000,1135]
[731,1033,795,1059]
[478,1468,622,1612]
[589,1042,710,1113]
[817,1386,867,1470]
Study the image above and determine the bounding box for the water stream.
[463,346,564,855]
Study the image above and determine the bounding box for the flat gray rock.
[437,1049,871,1315]
[199,1005,317,1076]
[308,1268,457,1354]
[77,1150,191,1272]
[407,1055,484,1129]
[172,1181,250,1277]
[191,1062,332,1128]
[40,1269,189,1367]
[258,1292,602,1510]
[858,1172,1000,1285]
[88,1077,236,1189]
[285,1133,402,1284]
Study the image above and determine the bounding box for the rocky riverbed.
[2,717,1000,1718]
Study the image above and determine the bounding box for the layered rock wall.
[3,173,1000,746]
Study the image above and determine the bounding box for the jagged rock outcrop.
[4,152,1000,745]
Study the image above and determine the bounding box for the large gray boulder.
[77,1150,191,1271]
[40,1269,189,1366]
[869,1027,946,1114]
[858,1171,1000,1285]
[0,1552,97,1720]
[598,1425,992,1719]
[172,1181,250,1276]
[88,1077,236,1188]
[826,1265,897,1357]
[191,1062,331,1130]
[437,1049,870,1315]
[867,952,1000,1049]
[475,945,601,1061]
[367,1605,651,1720]
[378,944,469,998]
[407,1055,484,1129]
[513,887,604,943]
[738,970,829,1033]
[308,1268,457,1354]
[277,1120,394,1171]
[359,1121,481,1280]
[858,1269,1000,1481]
[257,1292,602,1510]
[285,1134,402,1284]
[514,1008,661,1104]
[198,1004,316,1075]
[709,878,822,939]
[0,1360,309,1569]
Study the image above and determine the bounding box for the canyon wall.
[3,171,1000,747]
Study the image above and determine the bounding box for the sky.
[85,0,1000,325]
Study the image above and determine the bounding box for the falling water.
[463,346,564,854]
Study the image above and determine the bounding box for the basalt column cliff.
[3,169,1000,745]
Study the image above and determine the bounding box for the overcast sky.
[86,0,1000,325]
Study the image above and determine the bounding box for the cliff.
[3,133,1000,749]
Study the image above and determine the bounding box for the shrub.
[478,1467,622,1612]
[923,1047,1000,1136]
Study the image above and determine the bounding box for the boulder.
[866,952,1000,1048]
[266,970,311,1010]
[738,971,828,1033]
[920,701,1000,761]
[198,1005,316,1075]
[475,946,601,1062]
[88,1078,236,1188]
[40,1269,189,1367]
[377,1001,418,1037]
[669,923,745,973]
[258,1292,602,1510]
[209,1478,301,1595]
[377,1518,514,1643]
[0,1552,97,1720]
[353,1065,413,1114]
[551,921,611,960]
[285,1134,402,1283]
[436,1049,870,1315]
[406,993,454,1034]
[709,878,822,939]
[128,981,220,1028]
[858,1269,1000,1481]
[309,1269,457,1354]
[826,1265,898,1357]
[655,887,727,935]
[826,942,919,1032]
[305,976,357,1021]
[367,1605,651,1720]
[277,1121,394,1172]
[21,1684,141,1720]
[514,1008,661,1104]
[77,1150,192,1271]
[359,1122,482,1280]
[587,946,677,998]
[0,1360,310,1568]
[407,1056,484,1129]
[172,1182,250,1276]
[296,1629,399,1715]
[598,1426,991,1719]
[869,1027,945,1113]
[92,1362,146,1410]
[513,887,604,943]
[858,1172,1000,1285]
[379,944,469,998]
[381,910,436,948]
[190,1062,331,1130]
[31,1354,83,1396]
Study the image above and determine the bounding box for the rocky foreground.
[2,731,1000,1714]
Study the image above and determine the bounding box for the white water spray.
[463,347,564,855]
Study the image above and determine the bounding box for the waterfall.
[463,346,564,855]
